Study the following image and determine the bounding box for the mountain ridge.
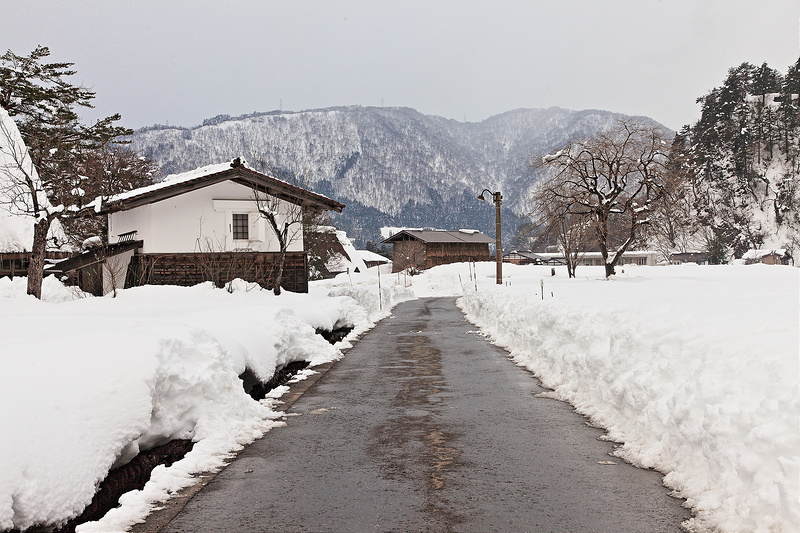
[131,106,663,246]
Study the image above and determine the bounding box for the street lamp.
[477,189,502,284]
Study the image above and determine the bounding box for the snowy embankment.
[1,263,797,533]
[0,274,412,532]
[417,262,798,533]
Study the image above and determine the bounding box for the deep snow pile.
[0,272,408,532]
[1,262,797,533]
[415,262,799,533]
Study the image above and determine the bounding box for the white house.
[52,158,344,294]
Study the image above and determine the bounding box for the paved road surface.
[161,297,689,532]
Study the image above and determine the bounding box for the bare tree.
[67,145,159,246]
[392,239,426,273]
[0,108,60,298]
[536,118,671,277]
[251,189,304,295]
[528,179,592,277]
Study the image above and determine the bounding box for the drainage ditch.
[22,325,353,533]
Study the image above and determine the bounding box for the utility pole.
[478,189,503,284]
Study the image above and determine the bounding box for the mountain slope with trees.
[131,106,641,246]
[668,58,800,260]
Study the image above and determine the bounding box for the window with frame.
[232,213,249,240]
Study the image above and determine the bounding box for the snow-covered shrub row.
[0,276,386,532]
[445,262,799,533]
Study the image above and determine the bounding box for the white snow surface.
[0,272,411,532]
[416,262,799,533]
[0,262,797,532]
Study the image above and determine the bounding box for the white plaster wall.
[102,248,135,295]
[107,181,304,253]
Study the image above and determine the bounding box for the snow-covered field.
[0,262,797,532]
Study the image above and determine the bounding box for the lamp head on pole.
[476,187,503,284]
[477,189,492,202]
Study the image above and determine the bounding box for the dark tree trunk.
[273,248,285,296]
[27,218,50,299]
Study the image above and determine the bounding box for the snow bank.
[0,275,390,531]
[424,262,798,533]
[1,261,797,532]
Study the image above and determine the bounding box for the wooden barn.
[49,159,344,295]
[382,229,494,273]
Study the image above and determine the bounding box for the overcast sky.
[6,1,800,132]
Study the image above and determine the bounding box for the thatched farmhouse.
[51,159,344,294]
[382,229,494,273]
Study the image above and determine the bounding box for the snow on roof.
[742,248,788,260]
[380,226,423,240]
[383,229,495,244]
[356,249,391,263]
[109,161,236,203]
[326,231,368,273]
[92,158,343,214]
[0,107,67,252]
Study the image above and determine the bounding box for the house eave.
[99,166,345,215]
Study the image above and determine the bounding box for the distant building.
[324,230,368,277]
[382,229,494,273]
[503,251,565,266]
[669,252,709,265]
[742,249,792,265]
[527,250,660,267]
[357,249,391,269]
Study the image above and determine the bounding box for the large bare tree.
[535,118,671,277]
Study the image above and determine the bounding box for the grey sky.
[6,0,800,131]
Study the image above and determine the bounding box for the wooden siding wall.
[391,240,427,273]
[127,252,309,293]
[391,241,490,272]
[425,242,491,269]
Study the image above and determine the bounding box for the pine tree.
[677,57,800,260]
[0,46,134,298]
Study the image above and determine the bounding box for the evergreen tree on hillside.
[779,58,800,161]
[674,58,800,261]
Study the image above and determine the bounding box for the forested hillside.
[669,59,800,260]
[131,106,633,246]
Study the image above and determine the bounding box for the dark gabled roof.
[382,229,495,245]
[96,159,344,214]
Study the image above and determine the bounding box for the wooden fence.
[127,252,309,293]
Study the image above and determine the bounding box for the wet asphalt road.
[161,297,689,532]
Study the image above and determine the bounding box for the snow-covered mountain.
[131,106,648,245]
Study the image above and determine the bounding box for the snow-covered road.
[0,262,797,532]
[158,297,689,533]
